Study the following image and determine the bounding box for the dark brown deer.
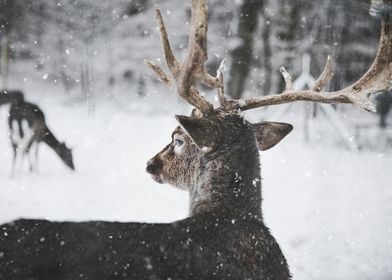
[0,1,391,279]
[0,90,74,175]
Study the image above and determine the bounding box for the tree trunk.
[227,0,264,99]
[260,13,272,95]
[273,0,306,93]
[0,36,9,89]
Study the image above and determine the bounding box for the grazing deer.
[0,0,391,279]
[0,90,74,174]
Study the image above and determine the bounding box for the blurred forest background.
[0,0,391,150]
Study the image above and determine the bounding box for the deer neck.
[189,136,263,221]
[42,128,61,151]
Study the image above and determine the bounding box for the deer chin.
[150,174,164,184]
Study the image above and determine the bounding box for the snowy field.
[0,89,391,280]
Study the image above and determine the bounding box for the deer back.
[0,215,290,279]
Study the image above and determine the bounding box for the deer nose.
[146,158,162,175]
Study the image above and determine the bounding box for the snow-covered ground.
[0,88,391,280]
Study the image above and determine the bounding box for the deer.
[0,89,74,175]
[0,0,391,279]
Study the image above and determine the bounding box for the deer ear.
[175,115,219,150]
[253,122,293,151]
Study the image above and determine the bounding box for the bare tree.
[227,0,264,99]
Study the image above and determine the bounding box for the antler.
[145,0,222,115]
[224,7,392,113]
[146,0,392,114]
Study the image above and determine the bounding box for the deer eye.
[174,139,184,147]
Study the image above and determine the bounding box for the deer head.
[147,114,292,217]
[55,142,75,170]
[146,0,392,218]
[0,90,24,105]
[146,116,292,189]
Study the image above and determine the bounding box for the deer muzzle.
[146,158,163,184]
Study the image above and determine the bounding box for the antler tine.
[311,55,333,92]
[145,1,214,115]
[336,11,392,110]
[279,67,294,92]
[176,0,214,114]
[189,0,224,90]
[216,59,227,106]
[225,10,392,113]
[144,59,173,86]
[144,7,178,87]
[155,8,180,76]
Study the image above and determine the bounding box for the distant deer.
[0,0,391,279]
[0,90,74,174]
